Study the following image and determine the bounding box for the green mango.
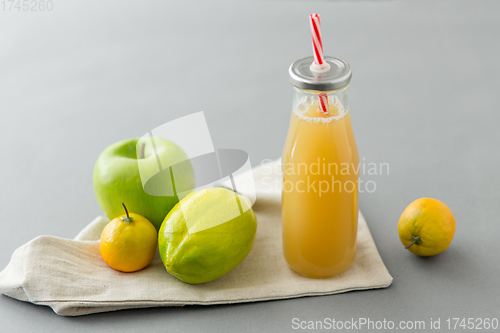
[158,187,257,284]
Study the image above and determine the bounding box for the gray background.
[1,0,499,331]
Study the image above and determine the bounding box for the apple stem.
[140,142,145,159]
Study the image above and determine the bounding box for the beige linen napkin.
[0,159,392,316]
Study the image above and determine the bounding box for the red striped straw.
[310,13,325,68]
[318,93,329,114]
[309,13,329,114]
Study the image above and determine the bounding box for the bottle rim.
[289,56,352,91]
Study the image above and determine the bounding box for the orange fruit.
[398,198,456,257]
[100,203,158,272]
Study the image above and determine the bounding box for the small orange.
[398,198,456,257]
[100,203,158,272]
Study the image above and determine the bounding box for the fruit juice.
[282,94,359,278]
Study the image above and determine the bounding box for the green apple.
[93,137,195,230]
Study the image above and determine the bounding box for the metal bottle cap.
[289,56,352,91]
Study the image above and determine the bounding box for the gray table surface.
[1,0,499,331]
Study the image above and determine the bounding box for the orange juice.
[282,91,359,278]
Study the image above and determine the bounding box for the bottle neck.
[292,85,349,116]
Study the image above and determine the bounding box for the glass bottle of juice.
[282,56,359,278]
